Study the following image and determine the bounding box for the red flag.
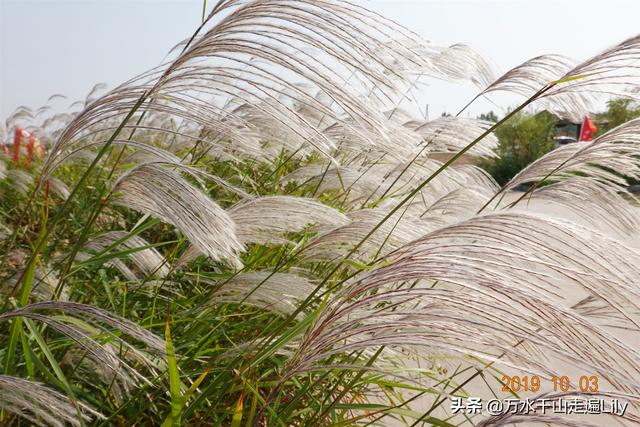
[579,116,597,141]
[11,126,45,164]
[12,126,23,162]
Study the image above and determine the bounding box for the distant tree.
[593,98,640,185]
[595,98,640,135]
[478,111,498,122]
[441,111,452,117]
[481,111,556,185]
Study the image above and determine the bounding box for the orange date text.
[500,375,599,393]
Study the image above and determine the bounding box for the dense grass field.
[2,1,640,426]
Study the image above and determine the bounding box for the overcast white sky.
[1,0,640,119]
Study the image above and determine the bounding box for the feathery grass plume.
[47,94,67,102]
[417,42,497,88]
[0,375,103,427]
[3,265,69,301]
[22,322,158,407]
[41,112,77,139]
[301,207,431,262]
[474,54,595,121]
[502,117,640,192]
[228,195,350,244]
[374,212,640,327]
[82,230,170,278]
[40,0,505,180]
[482,54,577,98]
[62,339,165,405]
[5,107,34,127]
[83,82,108,107]
[507,139,640,188]
[175,243,203,267]
[35,106,52,118]
[456,163,502,196]
[411,116,499,160]
[21,313,160,395]
[573,294,640,331]
[0,303,165,413]
[47,177,71,200]
[475,34,640,121]
[369,160,499,212]
[1,301,166,354]
[206,271,316,316]
[543,34,640,103]
[62,345,139,405]
[418,186,492,228]
[0,159,6,180]
[281,163,386,205]
[320,113,499,171]
[321,113,424,162]
[281,211,640,423]
[74,251,139,282]
[279,159,493,209]
[7,168,34,196]
[112,163,245,268]
[41,0,438,175]
[49,138,185,173]
[507,178,640,237]
[52,137,252,198]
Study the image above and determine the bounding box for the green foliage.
[480,111,557,185]
[595,98,640,136]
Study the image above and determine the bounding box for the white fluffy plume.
[113,163,245,268]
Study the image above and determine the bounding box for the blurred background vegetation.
[479,98,640,185]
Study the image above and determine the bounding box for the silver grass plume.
[74,251,138,282]
[475,34,640,121]
[421,43,496,88]
[505,178,640,237]
[543,34,640,109]
[412,116,499,160]
[476,54,594,122]
[82,230,170,278]
[62,340,163,405]
[481,54,577,99]
[7,169,34,196]
[228,195,350,244]
[40,0,499,178]
[503,117,640,192]
[206,271,316,316]
[282,212,640,422]
[112,163,245,268]
[301,207,432,262]
[0,375,103,427]
[50,138,251,198]
[280,163,385,205]
[3,265,69,302]
[0,301,166,356]
[46,177,70,200]
[278,160,475,208]
[418,186,492,228]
